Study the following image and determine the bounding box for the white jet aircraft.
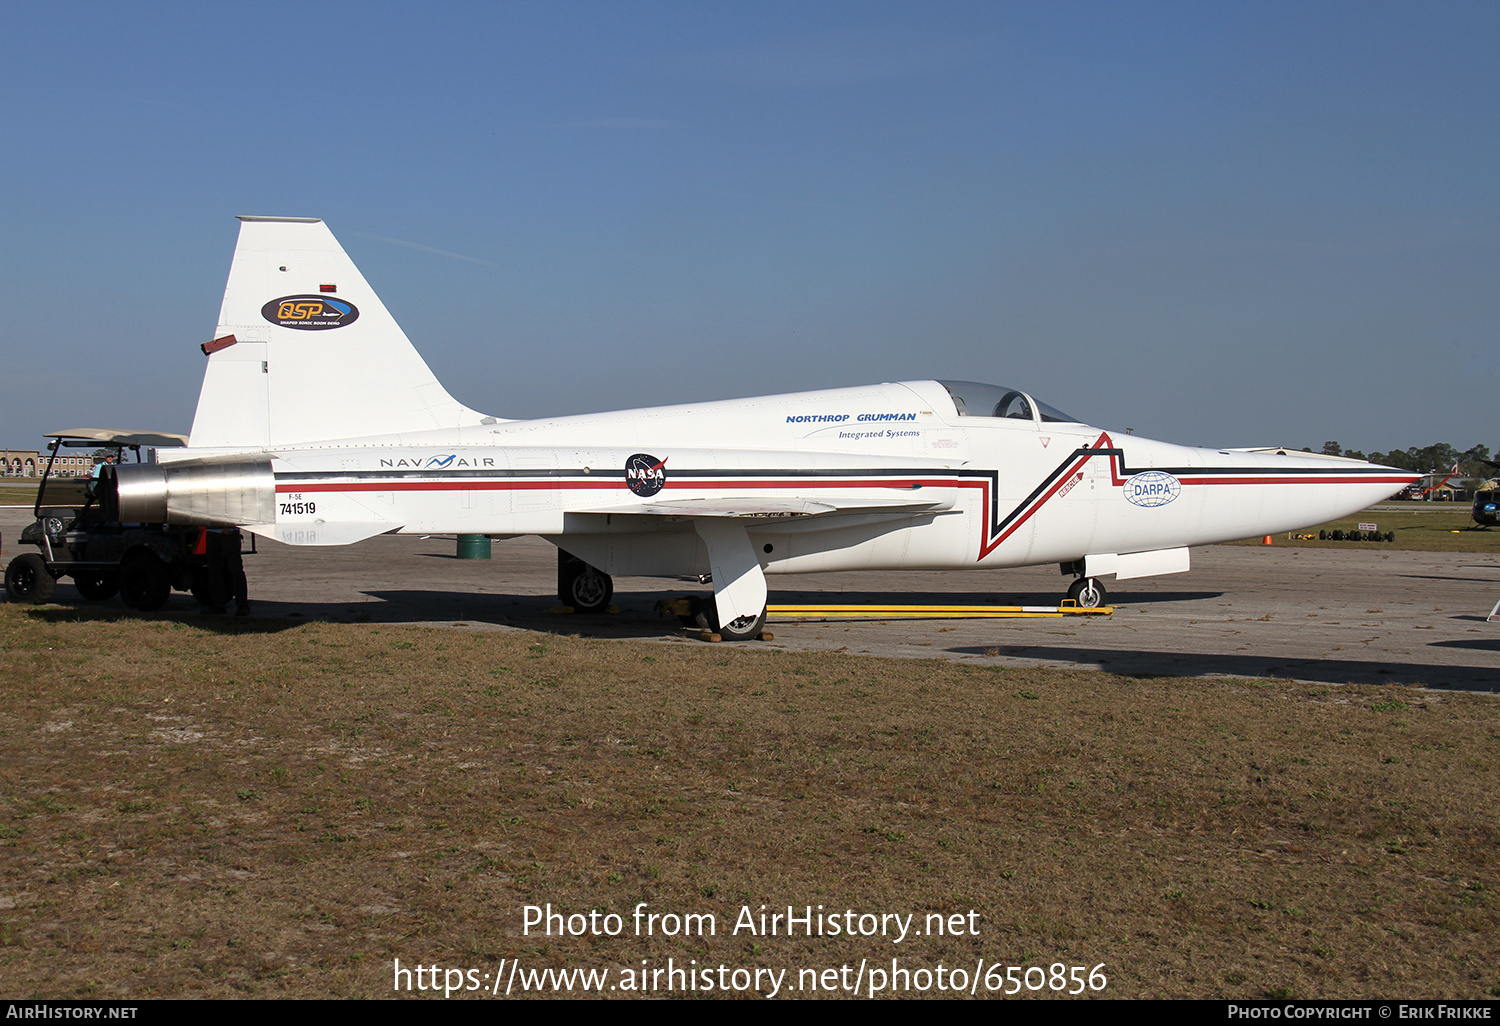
[107,216,1420,638]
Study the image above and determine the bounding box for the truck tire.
[5,554,56,604]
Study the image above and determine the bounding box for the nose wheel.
[1066,576,1107,607]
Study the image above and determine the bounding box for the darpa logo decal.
[625,453,667,497]
[1124,471,1181,508]
[261,295,360,330]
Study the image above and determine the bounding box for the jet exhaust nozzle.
[112,461,276,527]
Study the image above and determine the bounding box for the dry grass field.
[1,604,1496,999]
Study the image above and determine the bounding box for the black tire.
[5,553,56,604]
[1331,530,1345,541]
[1385,532,1395,543]
[1066,576,1107,607]
[696,601,767,641]
[189,566,212,605]
[560,559,613,613]
[1319,530,1327,540]
[72,569,119,601]
[119,553,170,612]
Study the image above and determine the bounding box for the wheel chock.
[694,629,771,643]
[656,597,695,617]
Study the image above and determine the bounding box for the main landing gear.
[682,595,768,641]
[553,522,774,642]
[557,549,613,613]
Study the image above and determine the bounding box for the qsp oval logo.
[261,295,360,330]
[1124,470,1181,508]
[625,453,667,497]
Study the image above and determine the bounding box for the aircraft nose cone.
[1177,449,1423,543]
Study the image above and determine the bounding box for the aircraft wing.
[572,495,949,519]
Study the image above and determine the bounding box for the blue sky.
[2,0,1495,454]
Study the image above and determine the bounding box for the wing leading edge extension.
[571,494,951,519]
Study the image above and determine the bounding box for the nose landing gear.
[1066,576,1107,608]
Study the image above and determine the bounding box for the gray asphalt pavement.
[4,507,1497,692]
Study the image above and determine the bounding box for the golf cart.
[3,429,244,610]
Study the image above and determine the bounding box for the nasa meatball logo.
[1124,471,1181,508]
[625,453,667,497]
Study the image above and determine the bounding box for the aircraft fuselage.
[167,379,1412,582]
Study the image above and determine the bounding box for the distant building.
[1,449,96,478]
[2,449,40,477]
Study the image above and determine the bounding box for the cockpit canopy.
[937,381,1079,424]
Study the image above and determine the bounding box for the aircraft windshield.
[937,381,1078,423]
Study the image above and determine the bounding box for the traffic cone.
[1262,535,1273,545]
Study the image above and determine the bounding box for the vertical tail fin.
[188,216,489,448]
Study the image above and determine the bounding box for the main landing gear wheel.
[5,553,56,604]
[72,569,120,602]
[1066,577,1107,608]
[119,553,171,612]
[695,602,768,641]
[559,557,613,614]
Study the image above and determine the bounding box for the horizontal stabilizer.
[245,522,402,546]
